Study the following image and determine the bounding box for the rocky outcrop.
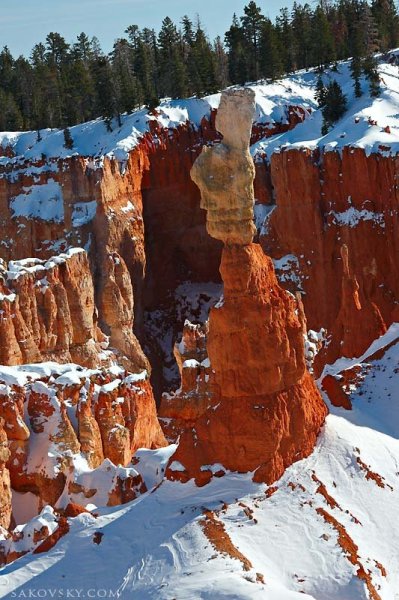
[160,321,218,424]
[166,88,327,485]
[0,363,166,529]
[316,244,386,368]
[0,248,147,371]
[262,147,399,370]
[191,89,257,245]
[169,243,327,485]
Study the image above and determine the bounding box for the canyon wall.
[0,106,308,390]
[0,99,396,497]
[0,248,147,372]
[261,146,399,369]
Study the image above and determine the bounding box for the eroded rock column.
[167,88,327,485]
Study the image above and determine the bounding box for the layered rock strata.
[0,248,148,371]
[166,88,327,485]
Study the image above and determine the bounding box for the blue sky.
[0,0,293,57]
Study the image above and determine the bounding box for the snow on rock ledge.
[0,360,167,564]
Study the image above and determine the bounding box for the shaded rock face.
[167,89,327,485]
[262,147,399,370]
[315,244,386,369]
[159,321,219,426]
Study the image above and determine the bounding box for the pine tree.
[112,38,142,113]
[372,0,399,51]
[0,47,15,95]
[315,75,327,106]
[350,56,363,97]
[0,90,23,130]
[213,36,229,89]
[240,1,265,81]
[45,32,70,67]
[72,32,94,64]
[291,2,313,69]
[63,127,74,149]
[259,19,283,80]
[276,8,296,72]
[363,54,381,96]
[92,56,117,130]
[13,57,34,129]
[225,14,248,84]
[322,80,347,132]
[311,6,336,68]
[158,17,188,98]
[187,19,218,96]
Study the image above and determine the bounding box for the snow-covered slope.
[1,326,398,600]
[2,52,399,166]
[253,56,399,157]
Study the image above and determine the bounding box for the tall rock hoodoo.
[167,88,327,485]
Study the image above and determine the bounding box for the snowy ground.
[1,326,398,600]
[2,52,399,168]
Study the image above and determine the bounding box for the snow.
[124,370,148,385]
[253,202,275,235]
[7,247,85,281]
[71,200,97,226]
[0,97,219,165]
[0,292,16,303]
[10,179,64,223]
[273,254,303,290]
[100,379,121,393]
[67,459,140,509]
[327,205,385,228]
[320,323,399,438]
[0,361,93,388]
[168,460,186,472]
[252,52,399,158]
[2,53,399,173]
[3,395,399,600]
[183,359,200,368]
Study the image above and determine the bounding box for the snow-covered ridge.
[2,329,399,598]
[0,360,149,389]
[3,247,85,281]
[2,52,399,166]
[0,76,315,164]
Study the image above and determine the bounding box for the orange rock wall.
[262,147,399,367]
[0,249,147,371]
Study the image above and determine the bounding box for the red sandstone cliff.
[0,248,147,371]
[259,146,399,370]
[167,243,327,485]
